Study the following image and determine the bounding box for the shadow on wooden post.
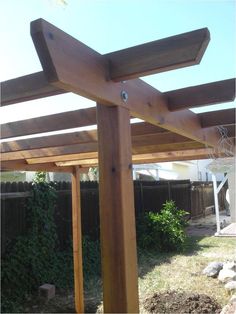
[97,103,139,313]
[71,166,84,313]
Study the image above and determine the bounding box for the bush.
[136,200,188,252]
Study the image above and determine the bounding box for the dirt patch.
[143,290,222,314]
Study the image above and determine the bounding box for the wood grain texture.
[30,18,220,147]
[1,127,186,153]
[0,160,73,172]
[0,107,97,139]
[97,104,139,313]
[71,167,84,313]
[1,130,98,153]
[54,148,214,167]
[1,143,98,161]
[1,71,66,106]
[105,28,210,81]
[1,148,215,170]
[1,139,203,161]
[199,108,236,128]
[166,79,236,111]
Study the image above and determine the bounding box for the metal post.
[212,173,221,235]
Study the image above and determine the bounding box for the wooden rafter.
[165,79,236,111]
[0,148,214,171]
[1,127,191,153]
[199,108,236,128]
[30,18,221,147]
[0,107,96,140]
[1,138,204,162]
[0,159,73,172]
[1,17,235,314]
[1,71,66,106]
[105,28,210,81]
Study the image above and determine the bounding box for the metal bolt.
[48,32,54,40]
[121,90,128,102]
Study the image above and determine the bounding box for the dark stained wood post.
[97,103,139,313]
[71,166,84,313]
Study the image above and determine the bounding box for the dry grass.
[23,236,236,313]
[138,236,236,312]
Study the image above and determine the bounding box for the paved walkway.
[186,213,235,237]
[219,222,236,237]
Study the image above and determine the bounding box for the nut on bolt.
[121,90,128,102]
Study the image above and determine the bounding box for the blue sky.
[0,0,235,124]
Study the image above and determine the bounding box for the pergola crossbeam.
[30,18,220,147]
[0,107,97,140]
[1,141,204,162]
[165,79,236,111]
[1,71,66,106]
[105,28,210,81]
[199,108,236,128]
[1,128,192,153]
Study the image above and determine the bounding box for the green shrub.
[136,200,188,252]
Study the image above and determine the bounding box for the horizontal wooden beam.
[0,127,185,153]
[199,108,236,128]
[1,130,98,153]
[1,142,98,161]
[0,140,204,165]
[0,107,97,139]
[165,79,236,111]
[1,132,200,160]
[1,71,66,106]
[0,147,219,171]
[30,18,220,147]
[51,148,215,167]
[0,160,73,172]
[105,28,210,81]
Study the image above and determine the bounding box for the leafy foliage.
[136,200,188,252]
[1,172,101,313]
[1,173,66,312]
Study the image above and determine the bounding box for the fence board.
[1,180,220,255]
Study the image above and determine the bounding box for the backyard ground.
[22,215,236,313]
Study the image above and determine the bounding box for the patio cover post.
[71,166,84,313]
[228,171,236,222]
[212,173,221,234]
[97,103,139,313]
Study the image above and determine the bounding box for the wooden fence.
[1,180,226,255]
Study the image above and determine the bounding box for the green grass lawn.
[138,236,236,311]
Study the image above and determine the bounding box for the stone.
[218,269,236,283]
[230,294,236,303]
[223,261,236,272]
[225,281,236,292]
[220,302,236,314]
[39,283,55,300]
[202,261,223,277]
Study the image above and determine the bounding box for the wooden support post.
[97,104,139,313]
[71,166,84,313]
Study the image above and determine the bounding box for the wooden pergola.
[1,19,235,313]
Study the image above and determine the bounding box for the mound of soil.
[143,290,222,314]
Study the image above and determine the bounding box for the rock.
[223,261,236,272]
[220,302,236,314]
[230,294,236,303]
[203,261,223,277]
[218,269,236,283]
[225,281,236,292]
